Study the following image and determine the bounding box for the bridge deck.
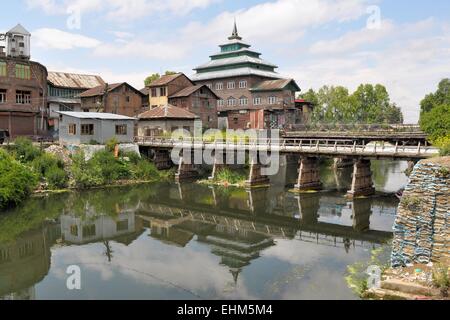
[136,137,439,160]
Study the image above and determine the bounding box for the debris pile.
[45,145,72,165]
[391,157,449,267]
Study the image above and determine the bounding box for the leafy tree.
[420,104,450,141]
[420,79,450,115]
[144,71,178,86]
[12,137,42,162]
[299,84,403,124]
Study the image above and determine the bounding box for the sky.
[1,0,449,123]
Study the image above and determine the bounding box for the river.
[0,160,409,300]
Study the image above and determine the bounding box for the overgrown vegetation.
[432,263,450,297]
[0,137,174,211]
[419,79,450,155]
[0,149,38,210]
[213,168,246,186]
[401,196,423,211]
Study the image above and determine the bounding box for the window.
[68,124,76,135]
[160,87,167,96]
[82,225,96,237]
[81,124,94,135]
[115,124,127,135]
[0,89,6,103]
[227,97,237,106]
[268,96,277,104]
[227,82,235,89]
[239,96,248,106]
[151,88,157,97]
[253,97,262,105]
[16,90,31,104]
[233,117,239,125]
[116,220,128,233]
[218,99,224,107]
[239,80,247,89]
[70,225,78,237]
[206,84,212,89]
[215,83,223,90]
[15,64,31,80]
[0,61,6,77]
[126,96,130,102]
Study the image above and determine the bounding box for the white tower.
[6,24,31,60]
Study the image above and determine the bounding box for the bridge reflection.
[0,183,396,299]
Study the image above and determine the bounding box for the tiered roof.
[192,22,282,81]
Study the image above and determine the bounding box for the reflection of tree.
[103,241,114,262]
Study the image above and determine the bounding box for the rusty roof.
[48,71,105,89]
[169,85,220,99]
[148,73,194,87]
[138,104,198,120]
[78,82,144,98]
[250,79,300,92]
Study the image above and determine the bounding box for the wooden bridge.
[136,136,439,198]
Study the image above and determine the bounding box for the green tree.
[144,71,178,86]
[420,104,450,141]
[420,78,450,115]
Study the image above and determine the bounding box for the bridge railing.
[285,123,423,133]
[134,136,439,158]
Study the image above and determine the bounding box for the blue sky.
[1,0,449,122]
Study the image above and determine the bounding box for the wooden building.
[191,22,301,130]
[137,104,200,137]
[145,73,219,129]
[79,82,145,117]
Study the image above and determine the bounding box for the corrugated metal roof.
[250,79,300,92]
[148,73,192,87]
[78,83,123,97]
[8,24,30,35]
[57,111,136,120]
[48,72,105,89]
[210,48,262,58]
[138,104,198,120]
[191,67,283,81]
[169,85,220,99]
[195,55,277,70]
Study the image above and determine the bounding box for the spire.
[228,19,242,41]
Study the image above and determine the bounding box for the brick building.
[191,22,301,130]
[0,24,48,138]
[146,73,219,129]
[79,82,145,117]
[47,71,105,136]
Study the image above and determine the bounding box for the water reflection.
[0,160,403,300]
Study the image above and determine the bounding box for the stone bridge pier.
[175,152,199,183]
[245,155,270,188]
[347,159,375,199]
[294,157,322,192]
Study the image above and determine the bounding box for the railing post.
[417,142,421,154]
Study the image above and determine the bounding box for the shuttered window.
[15,64,31,80]
[0,61,6,77]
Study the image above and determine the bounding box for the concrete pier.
[294,157,322,191]
[245,158,270,188]
[347,159,375,198]
[175,156,198,183]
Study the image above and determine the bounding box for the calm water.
[0,160,409,300]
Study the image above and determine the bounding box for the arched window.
[239,96,248,106]
[227,97,237,106]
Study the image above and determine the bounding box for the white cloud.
[26,0,218,21]
[286,19,450,123]
[32,28,101,49]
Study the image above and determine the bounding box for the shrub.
[46,165,68,189]
[12,137,42,162]
[433,135,450,156]
[214,168,246,185]
[106,137,119,152]
[132,160,159,180]
[432,264,449,297]
[120,151,141,165]
[71,151,103,188]
[32,153,64,177]
[0,149,38,209]
[90,150,131,183]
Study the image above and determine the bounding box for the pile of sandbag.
[391,159,449,267]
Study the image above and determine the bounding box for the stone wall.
[391,157,449,267]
